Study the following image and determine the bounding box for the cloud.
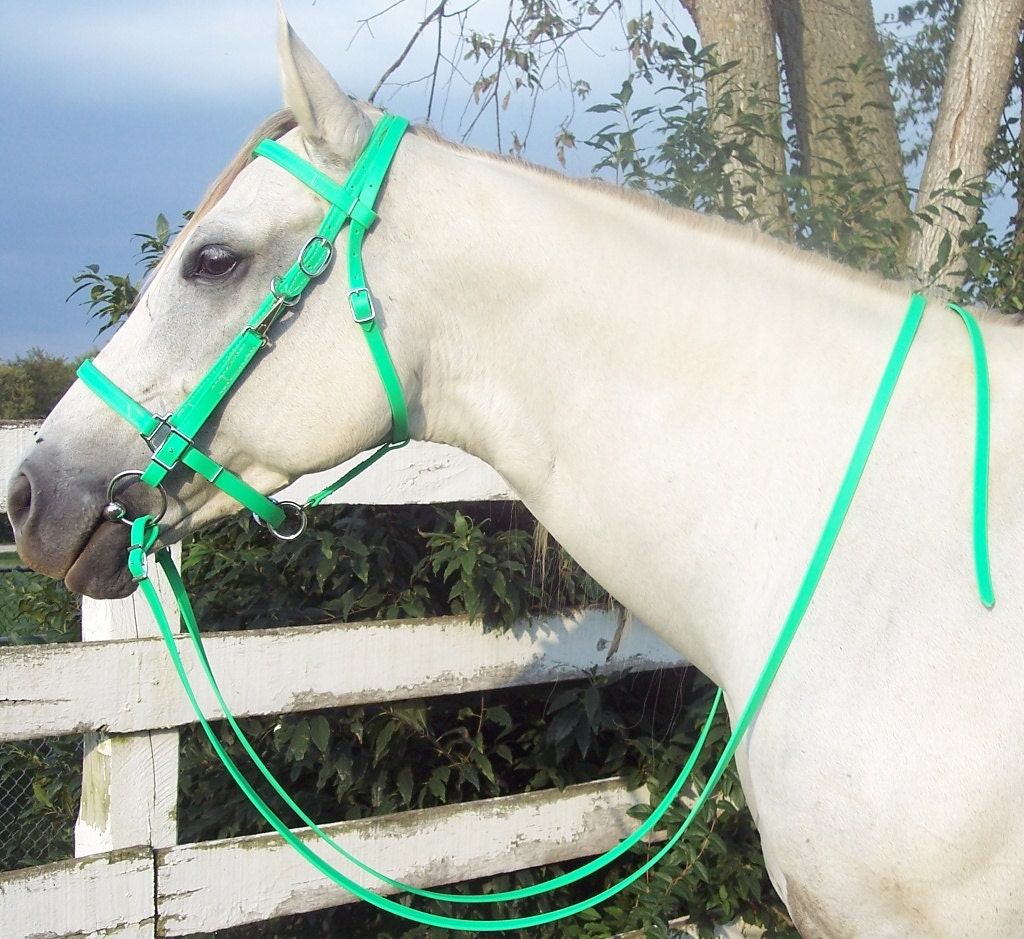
[0,1,441,111]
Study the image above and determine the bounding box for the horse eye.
[192,244,238,279]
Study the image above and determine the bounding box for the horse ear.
[277,7,371,163]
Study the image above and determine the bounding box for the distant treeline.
[0,349,89,420]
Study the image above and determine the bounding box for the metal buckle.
[297,235,333,278]
[349,287,374,324]
[143,416,195,471]
[103,470,169,527]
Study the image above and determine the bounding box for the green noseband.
[78,113,410,541]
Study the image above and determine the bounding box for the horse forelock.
[158,110,298,268]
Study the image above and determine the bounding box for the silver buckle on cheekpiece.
[298,235,334,277]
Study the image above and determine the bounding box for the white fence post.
[75,548,180,856]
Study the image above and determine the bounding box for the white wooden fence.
[0,424,697,938]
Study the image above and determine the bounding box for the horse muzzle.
[7,452,146,600]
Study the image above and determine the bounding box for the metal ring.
[269,277,301,308]
[253,501,308,542]
[103,470,169,527]
[297,235,334,278]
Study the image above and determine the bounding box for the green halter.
[75,107,996,930]
[78,114,411,539]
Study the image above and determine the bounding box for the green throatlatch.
[78,105,996,929]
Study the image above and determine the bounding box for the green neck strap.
[121,293,993,930]
[77,114,410,539]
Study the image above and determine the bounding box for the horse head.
[7,17,427,598]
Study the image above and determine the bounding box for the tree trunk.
[775,0,910,238]
[679,0,788,224]
[907,0,1024,289]
[1015,43,1024,252]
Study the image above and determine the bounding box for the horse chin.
[63,523,138,600]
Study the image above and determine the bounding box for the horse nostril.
[6,472,33,536]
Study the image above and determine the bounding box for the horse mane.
[410,122,917,300]
[195,110,298,224]
[168,110,969,314]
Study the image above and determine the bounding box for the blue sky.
[1,1,647,360]
[1,1,909,360]
[0,2,465,358]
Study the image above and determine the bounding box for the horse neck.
[373,136,916,684]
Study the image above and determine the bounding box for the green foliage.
[68,212,182,337]
[182,503,605,632]
[0,569,81,646]
[170,504,795,937]
[587,38,917,279]
[422,509,536,625]
[459,0,604,159]
[0,348,83,420]
[879,0,959,165]
[0,736,81,870]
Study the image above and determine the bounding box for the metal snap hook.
[103,470,169,527]
[269,277,301,308]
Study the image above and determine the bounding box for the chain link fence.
[1,564,83,871]
[0,737,81,871]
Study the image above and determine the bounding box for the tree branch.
[368,1,449,102]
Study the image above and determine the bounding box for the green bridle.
[78,113,412,542]
[73,110,996,930]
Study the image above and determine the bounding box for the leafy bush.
[0,349,82,420]
[0,569,81,646]
[172,504,796,938]
[0,736,82,871]
[182,502,606,632]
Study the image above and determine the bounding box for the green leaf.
[583,685,602,725]
[309,715,330,754]
[396,765,414,806]
[288,720,311,762]
[373,720,398,764]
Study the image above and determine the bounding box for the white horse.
[9,17,1024,937]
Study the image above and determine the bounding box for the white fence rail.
[0,425,690,938]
